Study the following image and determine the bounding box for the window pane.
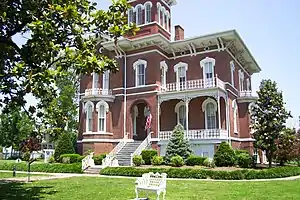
[206,103,216,129]
[146,5,151,23]
[137,7,142,25]
[99,119,104,131]
[178,105,186,128]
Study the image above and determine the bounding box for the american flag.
[145,113,152,131]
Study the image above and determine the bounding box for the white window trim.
[135,4,144,25]
[200,57,216,81]
[232,99,238,134]
[239,69,244,91]
[202,98,217,129]
[160,61,168,88]
[96,100,109,133]
[175,101,186,126]
[157,2,161,25]
[246,78,250,91]
[102,70,110,94]
[165,11,170,31]
[174,61,188,90]
[128,8,134,25]
[230,61,235,87]
[84,101,94,133]
[161,6,166,27]
[144,1,153,24]
[133,59,147,87]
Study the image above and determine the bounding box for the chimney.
[175,25,184,41]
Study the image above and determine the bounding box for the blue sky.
[21,0,300,128]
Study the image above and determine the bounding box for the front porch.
[159,129,228,140]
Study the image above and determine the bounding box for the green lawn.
[0,172,48,178]
[0,176,299,200]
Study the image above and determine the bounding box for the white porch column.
[157,99,161,140]
[225,95,231,143]
[185,98,190,139]
[217,92,221,129]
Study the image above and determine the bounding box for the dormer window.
[174,62,188,91]
[136,5,143,25]
[145,2,152,23]
[133,59,147,87]
[200,57,216,87]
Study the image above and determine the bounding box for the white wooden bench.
[135,172,167,200]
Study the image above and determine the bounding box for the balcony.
[82,88,115,102]
[159,129,228,140]
[238,90,257,103]
[160,77,225,93]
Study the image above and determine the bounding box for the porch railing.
[82,152,95,171]
[160,77,225,93]
[239,90,252,97]
[85,88,113,96]
[159,129,228,140]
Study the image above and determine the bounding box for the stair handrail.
[102,140,127,167]
[130,132,153,166]
[82,152,95,171]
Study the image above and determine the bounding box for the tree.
[291,133,300,166]
[213,142,236,167]
[0,0,137,116]
[165,124,193,163]
[54,132,75,161]
[274,128,297,166]
[250,79,291,167]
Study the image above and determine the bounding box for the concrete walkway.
[1,170,300,182]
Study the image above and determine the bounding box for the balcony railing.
[160,77,225,93]
[84,88,112,96]
[239,90,253,97]
[159,129,228,140]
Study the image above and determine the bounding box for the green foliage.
[54,132,75,161]
[141,150,157,165]
[22,151,31,162]
[0,161,82,173]
[214,142,236,167]
[151,156,164,166]
[170,155,184,167]
[132,155,144,166]
[93,154,106,165]
[236,153,252,168]
[186,155,206,166]
[60,154,82,164]
[0,0,137,118]
[250,79,292,167]
[165,124,193,163]
[48,156,55,163]
[203,158,216,168]
[100,166,300,180]
[275,128,297,165]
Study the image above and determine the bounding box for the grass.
[0,172,49,178]
[0,176,299,200]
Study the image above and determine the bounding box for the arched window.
[232,99,238,134]
[230,61,235,87]
[174,62,188,91]
[161,7,166,27]
[92,72,99,95]
[239,70,244,91]
[160,61,168,89]
[133,59,147,86]
[175,101,186,129]
[84,101,94,132]
[96,101,109,133]
[200,57,216,88]
[144,2,152,23]
[102,70,109,94]
[157,3,161,24]
[136,5,143,25]
[202,98,217,129]
[128,8,134,25]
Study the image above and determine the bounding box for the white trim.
[82,132,113,136]
[133,59,147,87]
[96,101,109,133]
[84,101,94,133]
[115,90,158,97]
[229,137,255,142]
[102,70,110,91]
[202,98,217,129]
[246,78,250,91]
[230,61,235,87]
[232,99,238,134]
[79,139,134,143]
[174,61,188,72]
[238,69,244,91]
[226,49,251,77]
[113,83,159,91]
[160,61,168,89]
[174,101,186,125]
[144,1,152,24]
[200,57,216,84]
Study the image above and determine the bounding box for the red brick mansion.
[77,0,261,164]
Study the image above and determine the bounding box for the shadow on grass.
[0,180,57,200]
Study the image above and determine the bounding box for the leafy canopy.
[0,0,137,116]
[250,79,291,166]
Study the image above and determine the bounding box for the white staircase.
[116,141,143,166]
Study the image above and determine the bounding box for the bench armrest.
[135,177,147,186]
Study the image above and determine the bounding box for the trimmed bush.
[141,150,157,165]
[48,156,55,163]
[186,155,206,166]
[100,166,300,180]
[93,154,106,165]
[170,155,184,167]
[54,132,75,161]
[203,158,216,168]
[60,154,82,163]
[0,160,82,173]
[151,156,164,166]
[214,142,236,167]
[133,155,144,166]
[236,153,252,168]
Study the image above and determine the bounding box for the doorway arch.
[130,100,150,141]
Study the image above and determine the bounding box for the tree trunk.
[267,151,272,168]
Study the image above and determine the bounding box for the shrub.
[54,132,75,161]
[0,160,82,173]
[165,124,192,163]
[235,149,249,155]
[48,156,55,163]
[93,154,106,165]
[141,150,157,165]
[170,155,184,167]
[22,151,31,161]
[100,166,300,180]
[214,142,236,167]
[203,158,215,168]
[186,155,206,166]
[61,157,70,164]
[236,153,252,168]
[151,156,164,166]
[60,154,82,163]
[133,155,144,166]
